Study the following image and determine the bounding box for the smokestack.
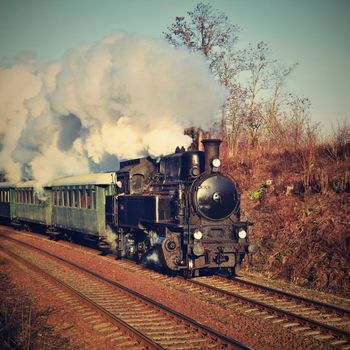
[197,129,204,151]
[201,139,222,173]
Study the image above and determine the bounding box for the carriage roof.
[0,182,16,188]
[0,172,116,189]
[49,172,116,187]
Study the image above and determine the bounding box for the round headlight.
[193,230,203,240]
[212,158,221,168]
[238,230,247,239]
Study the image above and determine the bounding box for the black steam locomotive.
[106,139,254,277]
[0,138,254,277]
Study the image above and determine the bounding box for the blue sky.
[1,0,349,132]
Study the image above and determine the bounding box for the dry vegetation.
[0,259,78,350]
[221,120,350,296]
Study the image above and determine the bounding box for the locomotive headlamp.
[193,229,203,240]
[212,158,221,168]
[238,229,247,239]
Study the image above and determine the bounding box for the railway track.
[113,259,350,349]
[0,236,251,350]
[190,276,350,349]
[2,229,350,349]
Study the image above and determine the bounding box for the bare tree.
[324,118,350,163]
[164,2,301,158]
[237,42,274,148]
[262,62,299,147]
[164,3,239,61]
[164,2,244,146]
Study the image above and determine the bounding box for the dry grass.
[220,122,350,296]
[0,259,79,350]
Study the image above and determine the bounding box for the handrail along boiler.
[106,139,254,277]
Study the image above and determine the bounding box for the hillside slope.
[224,145,350,297]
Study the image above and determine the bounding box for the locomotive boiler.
[106,139,254,277]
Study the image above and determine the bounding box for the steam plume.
[0,32,226,185]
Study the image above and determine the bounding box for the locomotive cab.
[159,150,205,182]
[117,157,157,194]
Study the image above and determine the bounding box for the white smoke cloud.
[30,137,90,189]
[0,31,227,183]
[0,64,42,181]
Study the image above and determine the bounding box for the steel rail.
[1,245,164,350]
[235,277,350,316]
[190,278,350,340]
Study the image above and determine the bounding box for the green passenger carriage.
[14,181,52,227]
[49,173,116,240]
[0,182,15,222]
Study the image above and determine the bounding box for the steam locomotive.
[105,139,254,277]
[0,139,255,277]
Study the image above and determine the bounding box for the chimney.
[201,139,222,173]
[197,129,204,151]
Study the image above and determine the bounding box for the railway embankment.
[224,142,350,297]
